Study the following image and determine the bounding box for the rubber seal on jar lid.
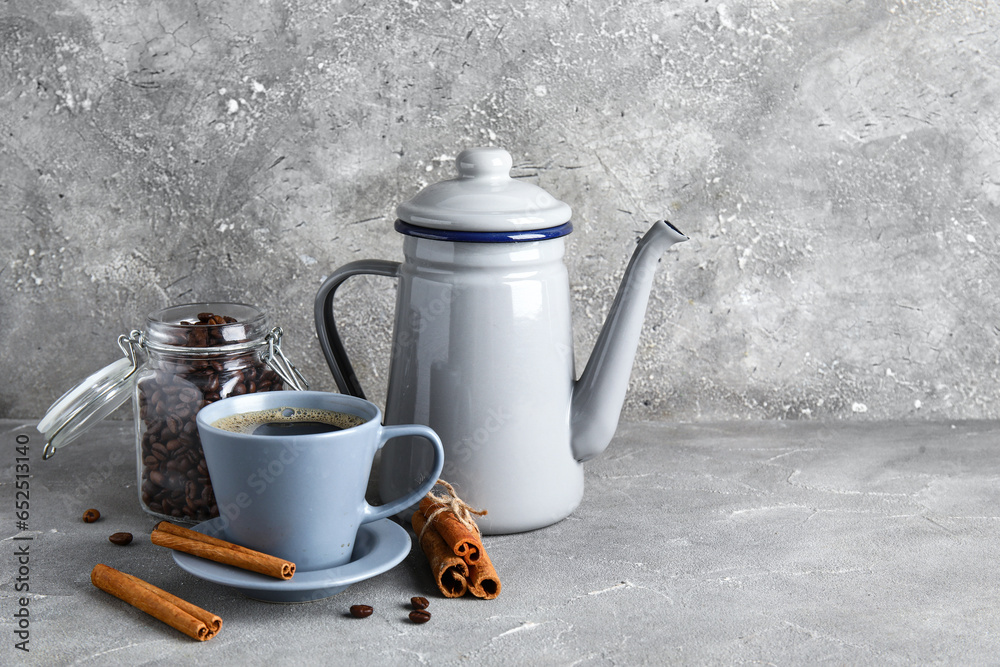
[37,356,138,459]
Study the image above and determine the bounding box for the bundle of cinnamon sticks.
[412,481,500,599]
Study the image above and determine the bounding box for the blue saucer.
[171,517,411,603]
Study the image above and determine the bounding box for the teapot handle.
[314,259,401,399]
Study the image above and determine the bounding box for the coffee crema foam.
[211,406,367,434]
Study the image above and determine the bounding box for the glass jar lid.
[38,333,141,459]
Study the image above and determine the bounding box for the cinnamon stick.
[418,497,481,563]
[468,548,502,600]
[91,564,221,641]
[411,509,469,598]
[151,521,295,580]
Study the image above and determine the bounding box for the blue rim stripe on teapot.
[394,219,573,243]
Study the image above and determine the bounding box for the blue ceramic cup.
[196,391,444,572]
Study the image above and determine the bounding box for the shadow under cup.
[195,391,444,572]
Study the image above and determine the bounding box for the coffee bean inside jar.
[136,305,286,522]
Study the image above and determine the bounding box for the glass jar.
[38,302,307,523]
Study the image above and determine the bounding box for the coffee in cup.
[196,391,445,572]
[211,406,365,436]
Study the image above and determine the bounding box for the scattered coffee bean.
[82,509,100,523]
[409,609,432,624]
[410,596,429,610]
[349,604,374,618]
[108,532,133,546]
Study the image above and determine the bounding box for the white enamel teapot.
[315,147,687,534]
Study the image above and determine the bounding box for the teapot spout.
[571,220,688,462]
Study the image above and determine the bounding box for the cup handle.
[362,424,445,523]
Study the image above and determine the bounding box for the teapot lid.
[396,147,572,232]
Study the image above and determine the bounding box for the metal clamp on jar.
[38,303,307,522]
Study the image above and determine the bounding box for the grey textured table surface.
[3,418,999,665]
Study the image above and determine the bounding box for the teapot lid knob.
[456,147,513,181]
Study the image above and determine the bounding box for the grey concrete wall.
[2,0,998,422]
